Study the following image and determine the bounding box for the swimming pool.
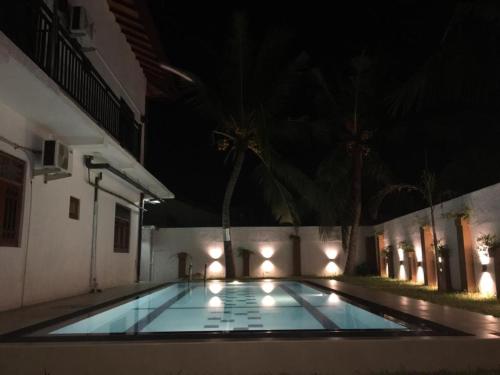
[4,280,465,340]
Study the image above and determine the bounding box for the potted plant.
[399,241,415,254]
[382,245,393,260]
[476,233,498,258]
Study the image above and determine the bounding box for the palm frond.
[369,184,420,220]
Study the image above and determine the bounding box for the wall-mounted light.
[209,261,223,275]
[479,271,495,297]
[325,248,338,260]
[397,247,404,262]
[326,261,339,275]
[208,247,223,259]
[261,246,274,259]
[261,260,274,274]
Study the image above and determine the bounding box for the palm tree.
[307,54,381,274]
[181,13,310,278]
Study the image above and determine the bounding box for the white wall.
[373,183,500,295]
[144,226,370,282]
[0,101,141,311]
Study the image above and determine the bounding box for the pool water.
[40,281,408,336]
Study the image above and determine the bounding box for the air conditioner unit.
[42,139,71,174]
[69,6,95,50]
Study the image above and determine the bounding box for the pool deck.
[309,278,500,339]
[0,281,167,336]
[0,278,499,374]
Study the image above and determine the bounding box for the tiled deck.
[0,282,165,336]
[308,278,500,339]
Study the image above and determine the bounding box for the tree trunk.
[344,146,363,275]
[222,148,246,279]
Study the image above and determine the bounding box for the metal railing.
[0,1,142,160]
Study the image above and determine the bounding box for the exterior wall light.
[208,247,223,259]
[326,261,339,276]
[325,248,338,260]
[209,261,223,275]
[479,271,495,297]
[261,246,274,259]
[261,260,274,274]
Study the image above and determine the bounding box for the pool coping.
[0,279,473,342]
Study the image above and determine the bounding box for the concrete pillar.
[407,252,417,282]
[493,250,500,300]
[420,226,437,287]
[455,217,477,292]
[177,252,188,279]
[290,234,301,277]
[376,233,387,277]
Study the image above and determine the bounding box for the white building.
[0,0,176,311]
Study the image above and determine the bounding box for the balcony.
[0,0,141,160]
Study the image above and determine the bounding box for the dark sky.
[144,1,500,225]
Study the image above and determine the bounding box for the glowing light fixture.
[261,246,274,259]
[261,295,276,307]
[208,247,223,259]
[479,271,495,297]
[325,248,338,260]
[326,261,339,275]
[397,247,404,262]
[416,266,425,284]
[262,260,274,273]
[209,261,223,274]
[261,281,275,294]
[399,265,407,280]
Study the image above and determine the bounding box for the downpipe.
[90,172,102,293]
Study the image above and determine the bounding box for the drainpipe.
[90,172,102,293]
[136,193,144,282]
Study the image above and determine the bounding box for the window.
[113,204,130,253]
[69,196,79,220]
[0,151,25,247]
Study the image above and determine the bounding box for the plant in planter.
[382,245,393,260]
[398,241,415,254]
[431,240,449,261]
[476,233,497,261]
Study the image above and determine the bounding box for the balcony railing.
[0,1,142,161]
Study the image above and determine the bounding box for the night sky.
[144,1,500,226]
